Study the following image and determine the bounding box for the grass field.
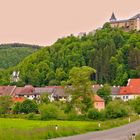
[136,134,140,140]
[0,116,139,140]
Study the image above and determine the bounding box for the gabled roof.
[94,95,104,102]
[128,79,140,87]
[111,87,120,95]
[119,79,140,95]
[92,85,102,93]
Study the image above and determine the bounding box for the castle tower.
[110,12,117,22]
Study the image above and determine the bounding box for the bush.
[87,108,100,120]
[20,99,38,114]
[39,103,62,120]
[128,97,140,114]
[12,102,21,114]
[105,100,131,118]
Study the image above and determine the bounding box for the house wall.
[94,101,105,111]
[110,19,140,31]
[112,95,140,101]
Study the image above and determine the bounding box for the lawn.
[0,116,139,140]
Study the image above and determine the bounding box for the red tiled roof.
[119,79,140,95]
[13,85,35,96]
[128,79,140,86]
[13,97,25,103]
[94,95,104,102]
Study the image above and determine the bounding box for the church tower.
[110,12,117,22]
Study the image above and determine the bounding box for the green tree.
[67,66,96,113]
[97,84,112,104]
[20,99,38,114]
[12,102,21,114]
[0,96,13,114]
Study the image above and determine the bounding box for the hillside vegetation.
[0,43,40,69]
[0,23,140,86]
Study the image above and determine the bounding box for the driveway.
[51,120,140,140]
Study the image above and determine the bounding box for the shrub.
[12,102,21,114]
[87,108,100,120]
[105,100,131,118]
[128,97,140,114]
[39,103,61,120]
[0,96,13,114]
[20,99,38,114]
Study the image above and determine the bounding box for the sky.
[0,0,139,46]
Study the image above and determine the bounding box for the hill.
[0,24,140,86]
[0,43,40,69]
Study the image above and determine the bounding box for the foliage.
[39,103,64,120]
[87,108,100,120]
[1,28,140,86]
[0,96,13,114]
[20,99,38,114]
[128,97,140,114]
[12,102,21,114]
[0,43,40,69]
[40,93,50,104]
[97,84,112,104]
[67,66,96,113]
[105,100,132,118]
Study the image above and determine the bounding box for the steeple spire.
[110,12,117,22]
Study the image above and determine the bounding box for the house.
[109,13,140,31]
[14,85,39,100]
[111,86,121,100]
[93,95,105,111]
[119,79,140,101]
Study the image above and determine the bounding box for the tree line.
[0,23,140,86]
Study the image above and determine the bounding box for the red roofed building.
[93,95,105,111]
[119,79,140,101]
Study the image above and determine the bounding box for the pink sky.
[0,0,139,46]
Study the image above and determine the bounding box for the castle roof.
[110,12,117,22]
[130,14,140,20]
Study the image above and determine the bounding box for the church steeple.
[110,12,117,22]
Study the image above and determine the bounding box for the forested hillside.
[0,24,140,86]
[0,43,40,69]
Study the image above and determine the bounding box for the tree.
[67,66,96,113]
[12,102,21,114]
[0,96,13,114]
[97,84,112,104]
[20,99,38,114]
[40,93,50,104]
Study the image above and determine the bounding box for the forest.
[0,23,140,86]
[0,43,40,69]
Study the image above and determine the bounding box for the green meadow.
[0,116,139,140]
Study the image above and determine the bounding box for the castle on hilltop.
[109,13,140,31]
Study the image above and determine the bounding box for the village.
[0,78,140,111]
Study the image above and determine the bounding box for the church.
[109,13,140,31]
